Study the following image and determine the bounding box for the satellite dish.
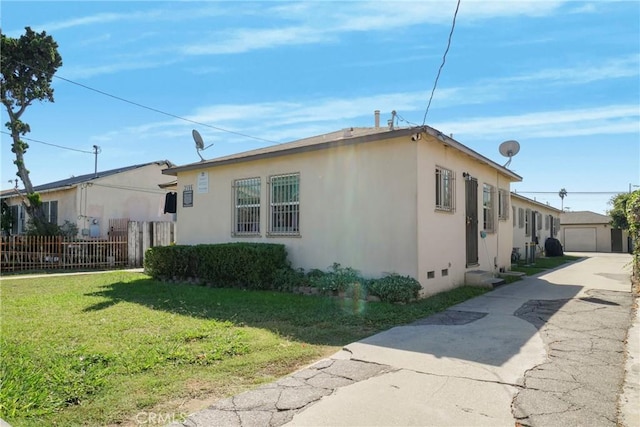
[192,129,213,161]
[499,140,520,168]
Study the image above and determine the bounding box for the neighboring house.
[163,123,522,295]
[1,160,176,238]
[560,211,629,253]
[510,192,562,260]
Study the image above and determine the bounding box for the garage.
[563,227,597,252]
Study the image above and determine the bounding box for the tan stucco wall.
[415,138,515,295]
[3,162,174,237]
[81,163,175,236]
[511,195,561,259]
[3,187,77,231]
[175,133,517,293]
[176,136,419,279]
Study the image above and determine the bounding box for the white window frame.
[435,166,455,212]
[545,215,550,230]
[268,173,300,236]
[483,184,495,233]
[42,200,58,225]
[233,177,261,236]
[9,204,25,235]
[498,189,509,221]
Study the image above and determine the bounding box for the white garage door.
[564,227,597,252]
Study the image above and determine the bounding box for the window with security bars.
[483,184,495,232]
[183,185,193,207]
[525,208,531,236]
[269,173,300,236]
[435,167,455,212]
[498,189,509,221]
[233,177,261,235]
[545,215,550,230]
[518,208,524,228]
[552,217,560,236]
[537,212,543,230]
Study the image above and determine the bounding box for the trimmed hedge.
[368,274,422,303]
[144,243,289,290]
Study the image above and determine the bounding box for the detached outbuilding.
[164,124,522,295]
[560,211,630,253]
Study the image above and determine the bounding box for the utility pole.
[93,145,101,178]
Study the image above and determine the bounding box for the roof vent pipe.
[374,110,380,128]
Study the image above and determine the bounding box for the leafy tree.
[1,27,63,234]
[607,192,631,229]
[625,190,640,294]
[0,199,14,235]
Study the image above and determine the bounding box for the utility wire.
[4,58,278,144]
[422,0,461,126]
[1,131,93,154]
[515,191,624,195]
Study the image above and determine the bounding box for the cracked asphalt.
[170,253,638,427]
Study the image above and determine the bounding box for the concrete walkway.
[172,253,638,427]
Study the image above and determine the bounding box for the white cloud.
[501,55,640,85]
[431,104,640,140]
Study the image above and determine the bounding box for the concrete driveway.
[174,253,638,427]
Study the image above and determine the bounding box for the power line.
[1,131,93,154]
[422,0,461,126]
[4,57,278,144]
[515,191,624,195]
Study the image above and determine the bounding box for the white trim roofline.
[163,125,522,182]
[511,191,562,213]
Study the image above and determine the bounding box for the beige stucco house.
[1,160,176,238]
[560,211,629,253]
[163,124,522,295]
[510,192,562,260]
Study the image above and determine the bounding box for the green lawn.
[511,255,581,276]
[0,271,487,426]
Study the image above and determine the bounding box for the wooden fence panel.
[1,235,127,272]
[128,221,143,267]
[1,221,174,272]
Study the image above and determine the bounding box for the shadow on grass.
[82,278,487,347]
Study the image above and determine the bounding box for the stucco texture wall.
[175,136,419,280]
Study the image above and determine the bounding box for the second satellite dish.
[192,129,213,161]
[499,140,520,168]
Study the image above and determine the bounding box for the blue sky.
[1,1,639,214]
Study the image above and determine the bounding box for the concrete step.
[465,270,506,289]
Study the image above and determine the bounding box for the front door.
[465,177,478,266]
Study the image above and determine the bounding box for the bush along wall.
[144,243,289,290]
[145,247,423,303]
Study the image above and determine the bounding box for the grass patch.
[0,272,487,426]
[511,255,581,276]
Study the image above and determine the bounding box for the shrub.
[272,268,307,292]
[368,273,422,303]
[308,263,366,294]
[144,243,289,290]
